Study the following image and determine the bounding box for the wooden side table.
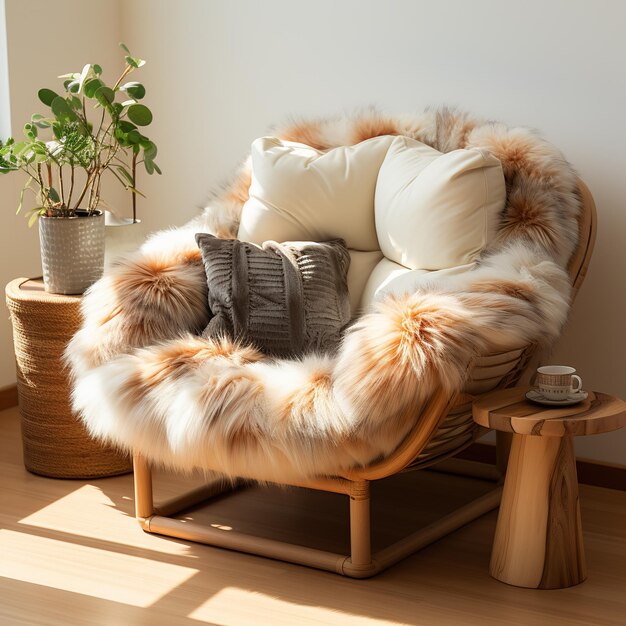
[473,387,626,589]
[5,277,132,479]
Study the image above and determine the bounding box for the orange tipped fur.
[66,108,579,481]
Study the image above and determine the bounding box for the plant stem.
[132,150,137,223]
[59,165,65,208]
[36,163,44,191]
[67,162,75,210]
[36,164,47,211]
[95,172,102,211]
[88,172,95,212]
[95,109,106,148]
[113,64,133,91]
[74,168,95,210]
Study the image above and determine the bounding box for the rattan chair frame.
[133,180,597,578]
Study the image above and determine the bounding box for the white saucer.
[526,388,588,406]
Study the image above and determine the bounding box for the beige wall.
[1,1,624,464]
[122,0,626,465]
[0,0,10,137]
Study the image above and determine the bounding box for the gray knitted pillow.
[195,234,351,357]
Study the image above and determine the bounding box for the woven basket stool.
[5,277,132,479]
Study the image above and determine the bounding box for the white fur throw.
[66,109,579,482]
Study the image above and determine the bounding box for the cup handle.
[572,375,583,393]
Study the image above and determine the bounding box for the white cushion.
[375,136,505,270]
[237,134,506,313]
[360,257,475,310]
[238,135,394,251]
[347,250,384,315]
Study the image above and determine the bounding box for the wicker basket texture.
[5,278,132,479]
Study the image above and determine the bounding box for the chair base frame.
[133,453,503,578]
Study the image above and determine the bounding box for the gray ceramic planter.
[39,210,105,294]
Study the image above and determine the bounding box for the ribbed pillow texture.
[195,234,351,357]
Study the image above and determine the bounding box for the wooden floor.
[1,407,625,626]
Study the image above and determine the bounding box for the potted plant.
[0,43,160,294]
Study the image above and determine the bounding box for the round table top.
[5,277,81,305]
[472,387,626,437]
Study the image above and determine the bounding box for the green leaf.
[17,177,33,214]
[31,114,51,129]
[30,141,48,155]
[51,96,76,121]
[128,186,147,198]
[83,78,103,98]
[125,55,146,69]
[144,159,154,175]
[28,210,40,227]
[143,140,157,160]
[23,123,37,139]
[115,165,134,185]
[70,96,82,110]
[121,81,145,100]
[11,141,29,156]
[114,128,129,145]
[38,88,59,106]
[117,120,137,133]
[67,80,80,93]
[126,129,142,144]
[47,187,60,203]
[95,86,115,108]
[127,104,152,126]
[152,162,161,175]
[119,42,130,54]
[93,64,102,75]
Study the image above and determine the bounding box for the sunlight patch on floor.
[17,484,194,557]
[188,586,393,625]
[0,529,198,608]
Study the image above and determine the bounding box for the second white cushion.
[375,136,506,270]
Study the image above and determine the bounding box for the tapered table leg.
[490,433,586,589]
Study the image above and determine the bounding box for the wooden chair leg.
[133,453,154,519]
[349,480,371,568]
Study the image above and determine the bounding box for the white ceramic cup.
[536,365,583,401]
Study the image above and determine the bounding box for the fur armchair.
[65,108,593,576]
